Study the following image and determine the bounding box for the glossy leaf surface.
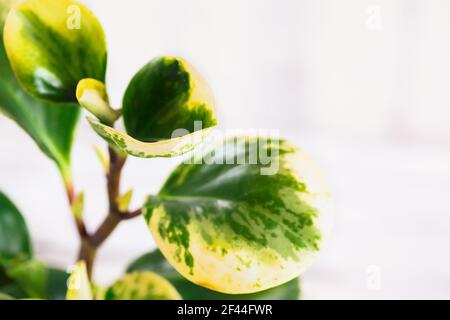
[88,117,214,158]
[104,272,181,300]
[3,0,107,102]
[127,250,301,300]
[0,1,80,176]
[144,137,333,294]
[123,56,217,142]
[0,192,32,263]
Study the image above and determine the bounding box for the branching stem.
[68,147,142,279]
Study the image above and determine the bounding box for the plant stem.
[76,147,130,278]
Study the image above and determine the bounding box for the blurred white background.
[1,0,450,299]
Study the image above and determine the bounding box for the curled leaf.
[76,78,120,125]
[88,117,214,158]
[123,56,217,142]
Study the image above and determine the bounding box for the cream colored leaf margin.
[66,261,93,300]
[87,117,215,158]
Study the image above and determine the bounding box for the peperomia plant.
[0,0,332,300]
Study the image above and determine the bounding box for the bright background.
[1,0,450,299]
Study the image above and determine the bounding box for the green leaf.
[0,192,32,263]
[144,136,333,294]
[104,272,181,300]
[0,1,80,177]
[3,0,107,103]
[88,117,214,158]
[0,292,14,300]
[127,250,301,300]
[123,56,217,142]
[6,259,47,299]
[46,268,69,300]
[0,266,68,300]
[66,261,93,300]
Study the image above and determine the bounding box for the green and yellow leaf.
[123,56,217,142]
[0,0,80,178]
[3,0,107,102]
[104,272,181,300]
[87,117,214,158]
[66,261,93,300]
[144,136,333,294]
[127,249,301,300]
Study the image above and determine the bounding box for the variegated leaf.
[66,261,93,300]
[144,136,333,294]
[123,56,217,142]
[127,249,301,300]
[3,0,107,103]
[104,272,181,300]
[88,117,214,158]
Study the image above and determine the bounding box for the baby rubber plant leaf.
[143,136,333,294]
[0,292,14,300]
[3,0,107,103]
[103,272,181,300]
[6,259,47,299]
[127,249,301,300]
[66,261,93,300]
[0,192,32,263]
[85,56,217,158]
[0,1,80,180]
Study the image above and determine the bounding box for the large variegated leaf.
[3,0,107,103]
[0,1,80,177]
[88,117,214,158]
[127,249,301,300]
[104,272,181,300]
[0,192,32,263]
[144,136,333,294]
[123,56,217,142]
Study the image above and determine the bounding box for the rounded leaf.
[127,250,301,300]
[0,192,32,262]
[123,56,217,142]
[104,272,181,300]
[3,0,107,102]
[144,137,333,294]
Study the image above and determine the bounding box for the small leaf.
[76,79,120,125]
[144,136,333,294]
[6,259,47,299]
[88,117,214,158]
[0,192,32,263]
[93,145,109,173]
[127,250,301,300]
[71,192,84,222]
[66,261,93,300]
[123,56,217,142]
[0,1,80,178]
[3,0,107,103]
[104,272,181,300]
[117,190,133,213]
